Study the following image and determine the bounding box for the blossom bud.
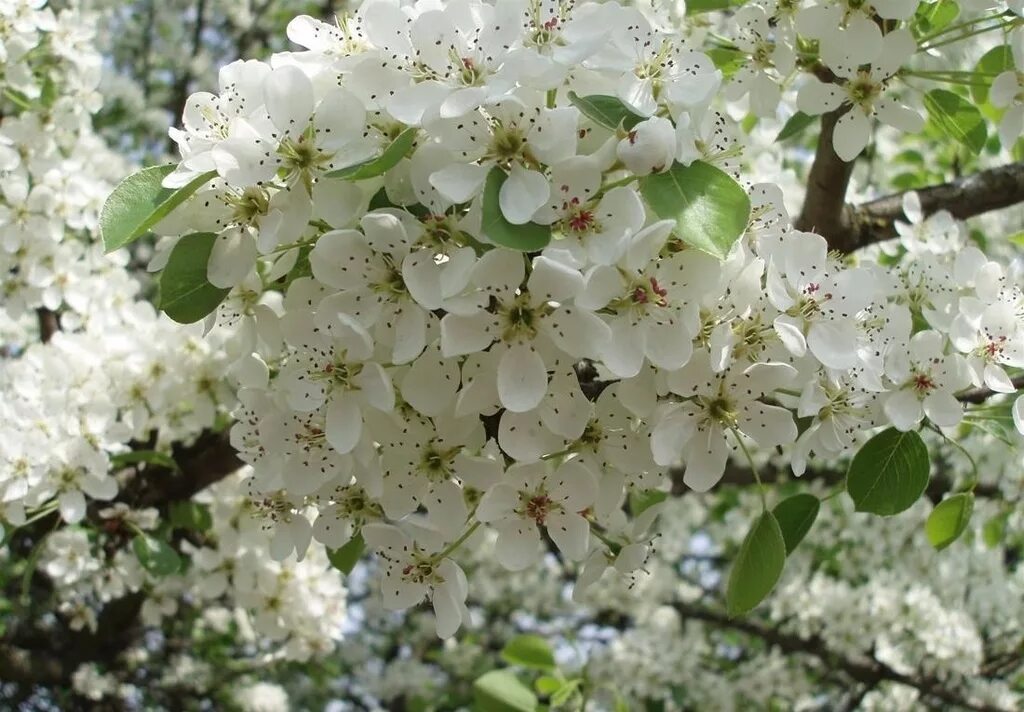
[616,116,676,176]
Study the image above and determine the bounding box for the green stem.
[20,519,59,605]
[432,521,481,562]
[930,423,980,491]
[593,174,639,201]
[915,11,1010,46]
[730,427,768,511]
[920,19,1020,52]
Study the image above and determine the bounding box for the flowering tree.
[2,0,1024,709]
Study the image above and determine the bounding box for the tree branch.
[803,160,1024,253]
[36,307,59,343]
[672,601,1014,712]
[956,375,1024,405]
[795,108,856,242]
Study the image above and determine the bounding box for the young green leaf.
[640,160,751,260]
[982,512,1008,548]
[501,634,556,671]
[725,512,787,616]
[324,127,417,179]
[473,670,538,712]
[132,534,182,577]
[550,679,582,707]
[629,488,668,517]
[567,91,644,131]
[534,676,562,696]
[913,0,960,36]
[971,46,1013,107]
[771,493,820,555]
[327,533,366,575]
[923,89,987,154]
[846,428,930,516]
[101,165,216,252]
[169,501,213,532]
[109,450,179,471]
[925,492,974,550]
[775,112,816,143]
[480,168,552,252]
[158,232,230,324]
[685,0,741,13]
[706,48,746,79]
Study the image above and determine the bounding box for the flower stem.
[730,427,768,511]
[433,520,481,562]
[920,19,1020,52]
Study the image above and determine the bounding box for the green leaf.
[567,91,644,131]
[109,450,179,471]
[501,635,556,671]
[685,0,741,13]
[169,502,213,532]
[971,46,1013,107]
[775,112,816,143]
[639,160,751,260]
[101,165,216,252]
[132,534,181,577]
[913,0,960,36]
[725,512,787,616]
[158,232,230,324]
[480,168,552,251]
[982,512,1008,548]
[846,428,931,516]
[473,670,538,712]
[628,488,668,517]
[327,533,366,575]
[324,127,417,179]
[706,48,746,79]
[923,89,987,154]
[771,494,820,555]
[925,493,974,550]
[535,676,562,695]
[550,679,582,707]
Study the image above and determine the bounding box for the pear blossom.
[653,356,798,491]
[990,27,1024,148]
[883,331,971,431]
[362,522,471,638]
[476,460,598,569]
[797,26,921,161]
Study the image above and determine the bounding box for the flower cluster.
[145,0,1024,637]
[38,472,348,662]
[0,0,128,326]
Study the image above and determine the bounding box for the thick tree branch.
[801,158,1024,253]
[1,431,241,689]
[36,307,59,343]
[672,601,1014,712]
[795,108,856,243]
[132,429,243,508]
[841,162,1024,252]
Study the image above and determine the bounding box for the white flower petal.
[326,392,363,454]
[494,520,542,570]
[429,163,488,204]
[497,343,548,413]
[832,109,871,162]
[499,165,549,225]
[546,512,590,561]
[923,391,963,427]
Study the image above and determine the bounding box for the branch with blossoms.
[670,601,1016,712]
[82,0,1024,643]
[801,159,1024,253]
